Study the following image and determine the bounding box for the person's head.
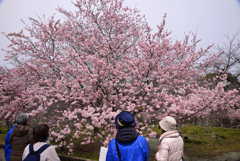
[115,111,136,129]
[32,124,50,144]
[16,113,29,126]
[159,116,176,133]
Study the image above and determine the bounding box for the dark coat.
[10,125,33,161]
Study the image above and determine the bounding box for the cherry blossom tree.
[0,67,25,130]
[1,0,239,154]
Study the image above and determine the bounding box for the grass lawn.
[152,125,240,160]
[0,126,7,144]
[0,134,6,144]
[180,125,240,159]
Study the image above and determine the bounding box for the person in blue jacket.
[5,121,15,161]
[106,111,150,161]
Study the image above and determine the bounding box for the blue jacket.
[5,125,14,161]
[106,135,150,161]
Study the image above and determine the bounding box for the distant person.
[10,113,33,161]
[22,124,60,161]
[5,118,16,161]
[106,111,150,161]
[156,116,184,161]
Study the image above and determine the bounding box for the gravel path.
[185,151,240,161]
[0,148,4,161]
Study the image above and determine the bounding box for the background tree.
[214,31,240,90]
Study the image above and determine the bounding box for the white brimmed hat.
[159,116,176,131]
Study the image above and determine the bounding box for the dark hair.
[32,124,49,144]
[161,129,166,134]
[159,125,166,134]
[16,113,29,125]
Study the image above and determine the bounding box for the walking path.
[0,148,4,161]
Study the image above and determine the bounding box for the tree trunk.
[6,119,10,132]
[94,127,99,136]
[211,126,214,137]
[177,123,182,132]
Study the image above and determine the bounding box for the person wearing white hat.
[155,116,184,161]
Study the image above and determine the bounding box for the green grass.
[0,126,7,144]
[184,139,207,144]
[54,136,102,160]
[165,125,240,159]
[0,134,6,143]
[0,126,7,134]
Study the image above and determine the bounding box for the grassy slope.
[152,125,240,159]
[182,125,240,159]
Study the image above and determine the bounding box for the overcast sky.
[0,0,240,67]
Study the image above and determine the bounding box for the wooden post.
[216,134,218,143]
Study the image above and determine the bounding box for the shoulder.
[40,143,56,151]
[110,138,115,143]
[108,138,115,147]
[137,135,148,142]
[6,130,12,138]
[28,128,34,140]
[176,135,184,143]
[23,144,30,152]
[32,143,56,153]
[161,137,170,144]
[137,136,150,147]
[34,142,50,149]
[48,145,57,150]
[28,128,33,136]
[25,144,30,149]
[28,128,33,133]
[41,145,58,156]
[161,135,182,145]
[45,145,56,153]
[22,144,31,159]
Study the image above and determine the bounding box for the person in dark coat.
[10,113,33,161]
